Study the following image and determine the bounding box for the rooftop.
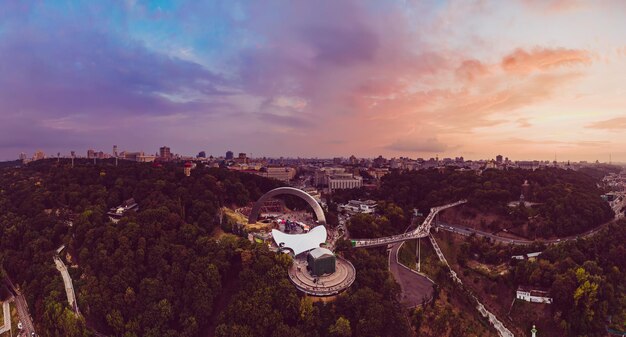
[309,247,334,259]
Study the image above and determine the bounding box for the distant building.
[225,150,234,160]
[19,152,27,161]
[373,155,387,167]
[198,151,206,158]
[257,166,296,182]
[124,152,156,163]
[107,198,139,223]
[314,167,346,186]
[113,145,118,157]
[307,247,336,276]
[235,152,248,164]
[33,149,46,161]
[516,286,552,304]
[159,146,171,160]
[87,149,96,159]
[496,155,503,164]
[184,161,193,177]
[328,173,363,192]
[485,160,497,169]
[339,200,377,214]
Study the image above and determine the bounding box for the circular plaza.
[288,254,356,296]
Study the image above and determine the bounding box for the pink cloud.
[455,59,489,82]
[521,0,586,13]
[587,117,626,130]
[501,47,591,74]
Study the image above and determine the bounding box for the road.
[3,277,36,336]
[388,241,434,308]
[436,220,611,245]
[53,254,80,315]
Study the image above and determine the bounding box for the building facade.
[328,174,363,192]
[516,287,552,304]
[159,146,171,160]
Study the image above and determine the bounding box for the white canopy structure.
[272,225,327,256]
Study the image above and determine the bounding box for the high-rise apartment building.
[159,146,171,160]
[87,149,96,159]
[225,151,234,160]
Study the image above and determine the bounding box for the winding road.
[388,241,434,308]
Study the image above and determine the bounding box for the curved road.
[437,220,611,245]
[388,241,433,308]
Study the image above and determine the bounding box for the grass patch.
[398,240,417,269]
[222,207,272,231]
[397,238,445,280]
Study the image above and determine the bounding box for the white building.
[516,286,552,304]
[328,174,363,192]
[261,166,296,182]
[339,200,377,214]
[511,252,542,260]
[314,167,346,186]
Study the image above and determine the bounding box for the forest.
[332,166,615,238]
[0,160,410,337]
[513,220,626,335]
[0,160,620,336]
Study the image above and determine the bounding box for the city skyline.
[14,145,622,165]
[1,1,626,161]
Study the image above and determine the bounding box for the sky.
[1,0,625,161]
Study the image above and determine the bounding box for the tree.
[329,317,352,337]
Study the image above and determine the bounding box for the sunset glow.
[1,0,625,161]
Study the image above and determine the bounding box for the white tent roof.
[272,225,327,256]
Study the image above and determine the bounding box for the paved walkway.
[388,241,434,308]
[54,253,80,315]
[288,256,356,296]
[351,200,466,248]
[0,301,10,334]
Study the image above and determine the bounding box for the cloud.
[521,0,586,13]
[587,117,626,130]
[501,47,591,74]
[385,136,449,153]
[516,118,532,128]
[455,59,488,82]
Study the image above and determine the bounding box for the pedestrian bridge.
[350,200,467,248]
